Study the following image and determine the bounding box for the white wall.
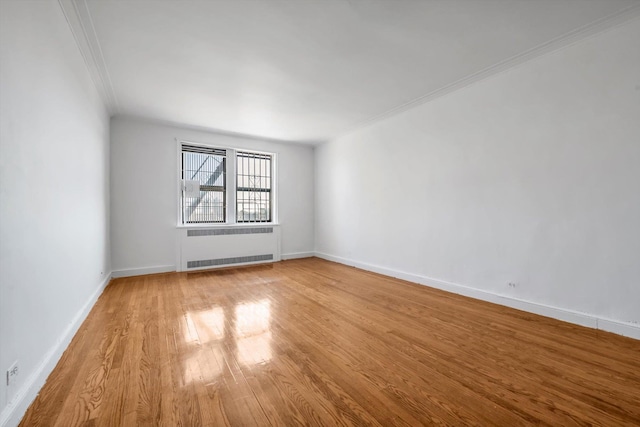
[315,19,640,336]
[0,1,111,425]
[110,116,314,275]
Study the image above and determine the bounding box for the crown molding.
[335,4,640,142]
[58,0,118,113]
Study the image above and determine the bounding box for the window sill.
[176,222,279,229]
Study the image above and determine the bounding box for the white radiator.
[178,225,281,271]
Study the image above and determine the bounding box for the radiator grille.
[187,227,273,237]
[187,254,274,269]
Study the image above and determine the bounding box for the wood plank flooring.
[20,257,640,426]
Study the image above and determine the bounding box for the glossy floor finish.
[21,258,640,426]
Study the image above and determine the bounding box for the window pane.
[182,152,225,186]
[237,191,270,222]
[184,190,225,223]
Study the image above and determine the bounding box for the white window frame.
[176,139,277,227]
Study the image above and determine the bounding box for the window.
[180,142,274,225]
[237,151,272,223]
[181,145,226,223]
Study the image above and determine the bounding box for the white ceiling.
[75,0,639,143]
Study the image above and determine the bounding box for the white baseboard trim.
[281,252,315,260]
[0,273,112,427]
[111,265,175,278]
[597,318,640,339]
[314,252,640,341]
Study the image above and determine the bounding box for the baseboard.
[597,318,640,339]
[0,273,112,427]
[281,252,315,260]
[314,252,640,341]
[111,265,175,278]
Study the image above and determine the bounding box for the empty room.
[1,0,640,426]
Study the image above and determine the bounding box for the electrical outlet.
[6,361,18,386]
[508,282,517,288]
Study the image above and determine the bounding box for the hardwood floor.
[20,258,640,426]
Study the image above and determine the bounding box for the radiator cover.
[178,225,281,271]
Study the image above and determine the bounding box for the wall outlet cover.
[7,361,18,386]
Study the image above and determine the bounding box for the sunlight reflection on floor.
[235,299,272,365]
[182,299,273,384]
